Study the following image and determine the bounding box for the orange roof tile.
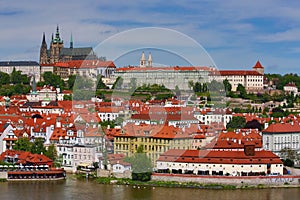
[252,60,264,69]
[157,149,282,165]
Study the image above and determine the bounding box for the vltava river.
[0,176,299,200]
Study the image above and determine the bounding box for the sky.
[1,0,300,74]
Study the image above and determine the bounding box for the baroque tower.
[140,52,146,67]
[147,52,152,67]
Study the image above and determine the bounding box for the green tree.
[226,116,246,130]
[96,75,108,89]
[30,138,46,154]
[175,85,181,97]
[237,84,247,99]
[13,84,30,94]
[72,75,94,90]
[45,144,57,161]
[21,74,30,84]
[0,72,10,85]
[112,77,123,89]
[67,75,77,90]
[13,137,32,152]
[223,79,232,94]
[129,77,137,92]
[10,67,22,84]
[54,155,63,168]
[63,94,72,100]
[43,72,65,89]
[188,80,194,90]
[124,145,152,181]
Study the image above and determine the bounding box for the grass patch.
[94,177,237,189]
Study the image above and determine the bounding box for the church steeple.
[70,33,73,48]
[140,52,146,67]
[147,52,152,67]
[31,74,38,95]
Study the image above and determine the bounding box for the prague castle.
[39,26,97,64]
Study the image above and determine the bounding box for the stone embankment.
[152,173,300,187]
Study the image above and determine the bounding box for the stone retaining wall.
[152,174,300,186]
[97,169,131,179]
[0,172,8,179]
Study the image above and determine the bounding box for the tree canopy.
[226,116,246,130]
[96,75,108,90]
[124,145,152,181]
[42,72,65,89]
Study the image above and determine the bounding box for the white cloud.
[0,0,300,73]
[257,29,300,42]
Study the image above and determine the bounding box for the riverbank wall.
[152,173,300,187]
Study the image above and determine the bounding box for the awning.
[78,163,91,167]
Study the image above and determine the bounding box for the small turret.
[253,60,264,75]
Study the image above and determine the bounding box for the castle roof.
[60,47,93,57]
[253,60,264,69]
[0,61,39,66]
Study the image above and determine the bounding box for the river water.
[0,176,299,200]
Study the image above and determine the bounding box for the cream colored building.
[156,147,283,176]
[115,66,212,90]
[53,60,116,81]
[262,121,300,155]
[210,61,264,92]
[283,82,298,96]
[112,123,200,165]
[0,61,41,81]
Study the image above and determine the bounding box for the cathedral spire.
[54,25,63,43]
[40,32,48,64]
[42,32,46,44]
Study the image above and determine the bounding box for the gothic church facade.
[39,26,97,64]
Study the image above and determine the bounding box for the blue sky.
[1,0,300,74]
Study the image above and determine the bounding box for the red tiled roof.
[204,129,262,149]
[0,150,53,166]
[96,107,124,113]
[218,70,263,76]
[263,122,300,133]
[54,60,116,68]
[252,61,264,69]
[157,149,282,165]
[116,66,212,72]
[284,82,297,87]
[111,123,199,139]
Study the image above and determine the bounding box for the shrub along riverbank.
[94,177,238,189]
[75,175,300,189]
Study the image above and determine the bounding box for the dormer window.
[144,131,150,135]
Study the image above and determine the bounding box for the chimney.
[56,120,61,128]
[244,144,255,156]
